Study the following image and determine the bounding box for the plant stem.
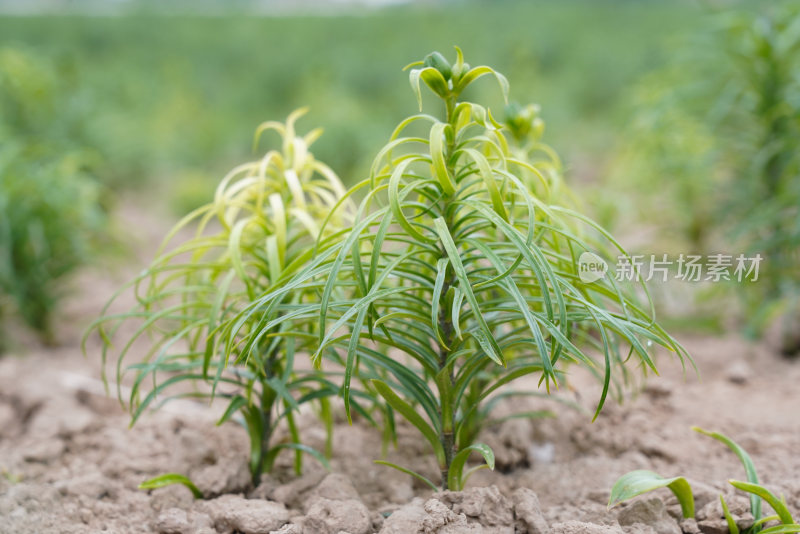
[437,289,455,489]
[251,348,279,487]
[436,90,459,489]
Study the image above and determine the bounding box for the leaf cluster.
[87,109,353,485]
[216,49,689,490]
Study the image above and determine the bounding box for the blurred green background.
[0,1,705,196]
[2,0,798,349]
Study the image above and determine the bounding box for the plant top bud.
[424,51,452,81]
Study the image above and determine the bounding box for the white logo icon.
[578,252,608,283]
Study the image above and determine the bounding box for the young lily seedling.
[225,49,690,491]
[86,109,355,488]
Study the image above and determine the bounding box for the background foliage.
[0,1,703,195]
[611,2,800,345]
[0,47,108,343]
[1,0,796,348]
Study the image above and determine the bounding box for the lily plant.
[221,49,690,491]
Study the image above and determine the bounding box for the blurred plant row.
[2,1,799,353]
[613,2,800,351]
[0,47,109,345]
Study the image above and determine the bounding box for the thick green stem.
[249,346,280,487]
[250,381,276,487]
[445,95,456,124]
[437,294,455,489]
[436,92,459,489]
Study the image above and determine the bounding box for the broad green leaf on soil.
[608,470,695,518]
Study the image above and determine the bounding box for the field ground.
[1,203,799,534]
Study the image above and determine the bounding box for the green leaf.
[408,69,424,111]
[420,66,450,98]
[371,379,444,468]
[728,480,794,525]
[720,495,740,534]
[433,217,504,366]
[448,443,495,491]
[455,65,509,103]
[388,161,436,244]
[263,442,331,473]
[242,405,265,477]
[430,122,456,195]
[461,148,508,221]
[343,305,368,424]
[431,258,451,349]
[754,516,783,530]
[217,395,248,426]
[138,473,203,499]
[759,526,800,534]
[374,460,438,492]
[693,427,762,522]
[608,470,695,518]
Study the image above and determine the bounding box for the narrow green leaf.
[431,258,451,349]
[754,516,783,529]
[139,473,202,499]
[371,379,444,467]
[217,395,248,426]
[409,68,424,111]
[759,526,800,534]
[448,443,495,491]
[461,148,508,221]
[343,306,368,424]
[729,480,794,525]
[430,122,456,195]
[455,66,509,103]
[374,460,438,492]
[433,217,504,366]
[388,161,436,244]
[264,442,331,473]
[721,495,740,534]
[693,427,762,522]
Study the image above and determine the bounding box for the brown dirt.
[1,205,799,534]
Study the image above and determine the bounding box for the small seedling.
[609,426,799,534]
[86,110,352,487]
[224,49,689,491]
